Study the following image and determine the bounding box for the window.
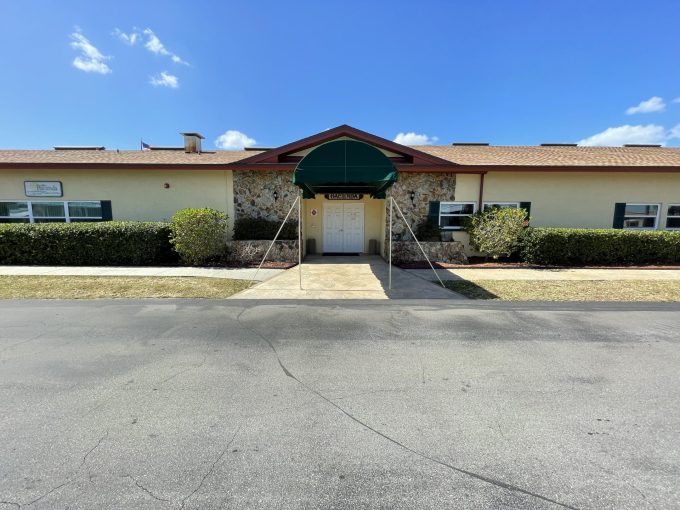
[439,202,476,229]
[667,205,680,230]
[483,202,520,211]
[0,201,30,223]
[0,201,106,223]
[623,203,659,229]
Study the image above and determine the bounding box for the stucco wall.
[0,168,235,232]
[452,172,680,254]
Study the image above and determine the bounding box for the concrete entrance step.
[232,255,465,300]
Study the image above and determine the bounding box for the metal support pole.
[388,196,393,290]
[392,199,446,288]
[249,196,300,288]
[298,190,302,290]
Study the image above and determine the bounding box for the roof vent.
[451,142,490,146]
[540,143,577,147]
[623,144,662,148]
[180,132,205,153]
[54,146,105,151]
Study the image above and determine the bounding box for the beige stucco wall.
[303,196,384,253]
[452,172,680,254]
[0,168,235,233]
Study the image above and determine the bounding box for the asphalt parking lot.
[1,300,679,509]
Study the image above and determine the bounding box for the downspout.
[477,172,487,211]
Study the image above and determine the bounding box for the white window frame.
[622,202,660,230]
[439,201,477,230]
[0,200,104,224]
[482,201,520,211]
[666,204,680,230]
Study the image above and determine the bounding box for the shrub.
[520,228,680,266]
[0,222,177,266]
[465,207,528,259]
[414,219,441,241]
[233,217,298,240]
[169,208,229,265]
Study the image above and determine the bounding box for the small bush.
[414,219,441,241]
[0,222,177,266]
[465,207,528,260]
[169,208,229,265]
[233,217,298,240]
[520,228,680,266]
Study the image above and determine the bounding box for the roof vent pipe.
[180,132,205,153]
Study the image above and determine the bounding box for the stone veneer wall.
[391,241,467,265]
[226,240,298,264]
[233,170,298,222]
[383,172,457,256]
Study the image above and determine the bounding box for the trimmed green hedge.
[0,222,178,266]
[233,217,298,240]
[520,228,680,266]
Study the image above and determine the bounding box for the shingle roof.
[1,145,680,168]
[414,145,680,167]
[0,149,261,166]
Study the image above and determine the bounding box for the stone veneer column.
[383,172,457,256]
[232,170,299,221]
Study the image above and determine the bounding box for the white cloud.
[149,71,178,88]
[577,124,679,146]
[625,96,666,115]
[393,132,439,145]
[142,28,188,65]
[113,27,139,45]
[673,97,680,104]
[69,30,111,74]
[214,130,256,150]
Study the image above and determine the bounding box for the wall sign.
[24,181,63,197]
[325,193,363,200]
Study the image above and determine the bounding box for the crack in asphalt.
[179,425,241,510]
[122,474,169,503]
[236,306,582,510]
[81,431,108,469]
[4,430,111,508]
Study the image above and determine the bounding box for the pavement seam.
[235,305,582,510]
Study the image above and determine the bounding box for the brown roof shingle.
[1,145,680,168]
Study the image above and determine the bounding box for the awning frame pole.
[389,196,393,290]
[249,196,300,288]
[298,189,302,290]
[392,199,446,288]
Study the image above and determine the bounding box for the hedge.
[0,222,178,266]
[520,228,680,266]
[233,217,298,240]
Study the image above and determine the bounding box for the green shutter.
[519,201,531,217]
[428,201,441,226]
[101,201,112,221]
[613,203,626,229]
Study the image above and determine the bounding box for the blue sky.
[1,0,679,150]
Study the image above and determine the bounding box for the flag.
[141,140,151,151]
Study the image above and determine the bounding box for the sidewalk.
[0,265,284,281]
[407,267,680,281]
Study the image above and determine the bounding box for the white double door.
[323,203,364,253]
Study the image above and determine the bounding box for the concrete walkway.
[407,267,680,281]
[0,265,284,281]
[233,255,462,299]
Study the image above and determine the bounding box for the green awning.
[293,140,398,199]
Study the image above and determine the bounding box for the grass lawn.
[0,276,251,299]
[442,279,680,301]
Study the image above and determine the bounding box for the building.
[1,125,680,260]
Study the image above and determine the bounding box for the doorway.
[323,202,364,253]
